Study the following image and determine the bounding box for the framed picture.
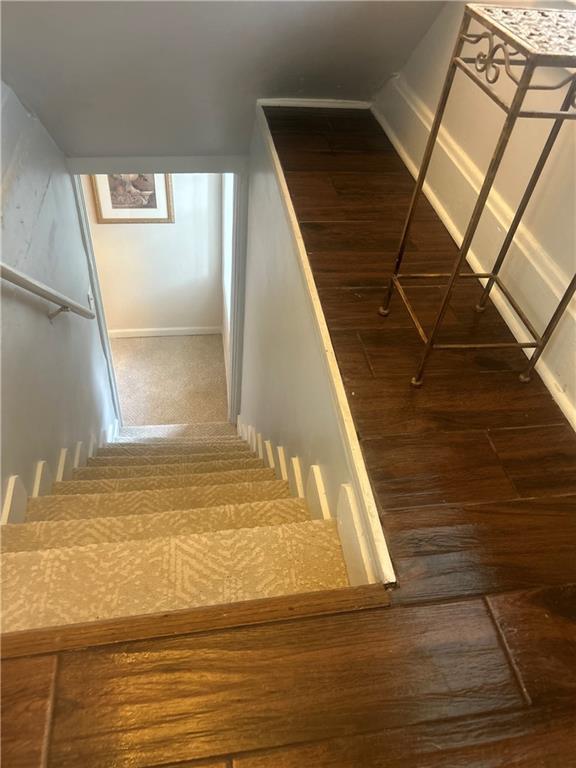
[90,173,174,223]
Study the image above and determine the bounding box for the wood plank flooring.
[1,654,57,768]
[3,106,575,766]
[264,105,576,601]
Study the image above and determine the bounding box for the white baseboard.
[337,484,376,585]
[108,326,222,339]
[238,421,387,584]
[1,475,27,524]
[257,98,371,110]
[2,415,119,524]
[371,76,576,429]
[56,448,73,482]
[275,446,289,482]
[73,441,86,469]
[264,440,276,470]
[289,456,305,499]
[306,465,332,521]
[32,460,53,497]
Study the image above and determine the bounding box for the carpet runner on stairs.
[1,422,349,633]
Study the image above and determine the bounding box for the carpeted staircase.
[1,423,349,633]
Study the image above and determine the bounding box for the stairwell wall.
[81,173,223,337]
[238,108,394,584]
[1,83,116,497]
[371,1,576,425]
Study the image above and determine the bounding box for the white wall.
[1,83,116,496]
[82,173,223,337]
[222,173,234,381]
[372,2,576,424]
[239,109,393,583]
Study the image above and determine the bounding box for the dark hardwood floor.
[260,106,576,764]
[3,107,575,766]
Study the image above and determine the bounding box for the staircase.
[1,423,349,634]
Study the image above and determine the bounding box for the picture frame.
[90,173,175,224]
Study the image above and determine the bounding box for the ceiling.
[2,2,443,157]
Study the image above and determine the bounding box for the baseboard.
[1,416,120,525]
[237,419,386,586]
[1,475,27,525]
[108,327,223,339]
[257,98,371,110]
[371,76,576,429]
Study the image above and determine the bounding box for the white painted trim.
[108,326,222,339]
[72,174,122,423]
[98,428,108,449]
[264,440,276,470]
[305,465,332,521]
[257,98,371,110]
[73,441,86,468]
[371,78,576,429]
[109,418,119,442]
[256,106,396,584]
[55,448,73,482]
[289,456,305,499]
[227,172,248,422]
[240,421,379,584]
[336,484,377,586]
[88,434,98,458]
[67,156,248,175]
[256,433,265,460]
[32,460,53,497]
[247,425,257,453]
[275,446,289,481]
[1,475,28,524]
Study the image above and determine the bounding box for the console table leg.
[379,15,470,318]
[411,62,536,386]
[519,274,576,382]
[476,79,576,314]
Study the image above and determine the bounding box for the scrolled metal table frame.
[379,3,576,387]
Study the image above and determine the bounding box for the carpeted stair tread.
[97,442,252,457]
[113,436,243,445]
[119,422,237,439]
[1,520,349,632]
[88,451,257,467]
[2,499,310,553]
[74,457,265,480]
[53,467,276,495]
[26,480,292,522]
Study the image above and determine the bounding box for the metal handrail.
[0,262,95,320]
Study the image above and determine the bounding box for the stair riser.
[119,423,237,439]
[88,451,257,467]
[3,500,310,552]
[98,444,252,457]
[26,481,292,522]
[53,468,276,495]
[2,521,348,632]
[112,437,243,445]
[74,458,265,480]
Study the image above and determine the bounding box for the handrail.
[0,262,95,320]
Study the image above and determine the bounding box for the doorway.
[76,172,242,427]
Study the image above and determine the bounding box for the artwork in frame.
[90,173,175,223]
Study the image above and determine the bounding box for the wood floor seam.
[42,653,59,768]
[483,596,534,708]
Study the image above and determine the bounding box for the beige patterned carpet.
[110,335,228,425]
[2,521,348,632]
[2,424,350,633]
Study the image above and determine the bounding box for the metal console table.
[379,4,576,386]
